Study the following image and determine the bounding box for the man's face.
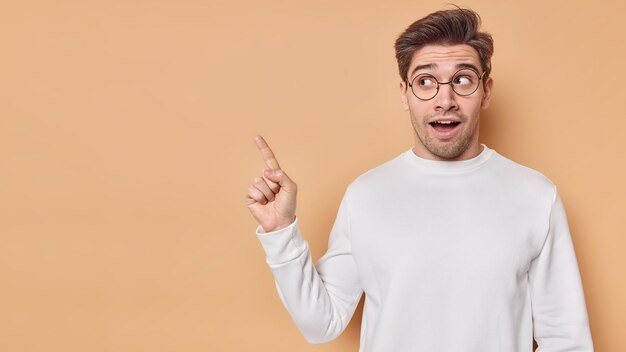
[400,44,493,161]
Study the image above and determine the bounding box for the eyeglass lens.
[410,69,482,100]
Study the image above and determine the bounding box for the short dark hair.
[394,7,494,84]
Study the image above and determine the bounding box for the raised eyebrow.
[410,64,437,78]
[455,63,481,73]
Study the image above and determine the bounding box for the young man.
[245,8,593,352]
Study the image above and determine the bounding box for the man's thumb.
[263,169,296,192]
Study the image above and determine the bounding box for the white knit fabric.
[256,145,593,352]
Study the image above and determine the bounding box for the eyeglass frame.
[407,68,486,101]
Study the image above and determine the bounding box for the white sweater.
[256,145,593,352]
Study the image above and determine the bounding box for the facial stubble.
[411,111,479,160]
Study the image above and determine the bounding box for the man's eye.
[453,75,472,85]
[417,76,436,88]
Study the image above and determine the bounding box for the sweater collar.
[404,144,494,173]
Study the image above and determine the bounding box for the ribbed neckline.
[403,144,495,174]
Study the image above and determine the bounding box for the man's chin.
[423,138,472,160]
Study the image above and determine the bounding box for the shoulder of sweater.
[345,152,407,193]
[491,152,557,194]
[341,150,559,199]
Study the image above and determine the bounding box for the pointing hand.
[245,136,297,232]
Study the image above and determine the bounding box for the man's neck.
[411,143,484,162]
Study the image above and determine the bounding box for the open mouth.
[429,120,461,139]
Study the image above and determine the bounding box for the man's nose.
[434,83,458,111]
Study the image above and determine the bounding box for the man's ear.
[400,81,410,111]
[481,76,494,109]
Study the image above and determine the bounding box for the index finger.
[254,135,281,170]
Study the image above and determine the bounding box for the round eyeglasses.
[408,68,486,101]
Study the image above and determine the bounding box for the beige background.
[0,0,624,351]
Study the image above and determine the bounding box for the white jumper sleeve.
[528,190,594,351]
[256,190,363,344]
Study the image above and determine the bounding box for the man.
[245,7,593,352]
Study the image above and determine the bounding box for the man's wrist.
[262,216,297,233]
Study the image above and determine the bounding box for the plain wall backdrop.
[0,0,624,351]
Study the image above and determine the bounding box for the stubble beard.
[412,111,479,160]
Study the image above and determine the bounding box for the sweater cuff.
[256,217,306,266]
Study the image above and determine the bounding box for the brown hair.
[394,7,494,84]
